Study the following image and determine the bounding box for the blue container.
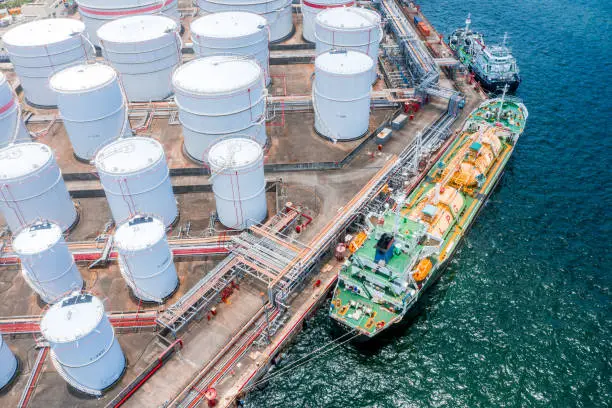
[414,16,422,25]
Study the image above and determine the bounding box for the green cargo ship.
[329,96,528,341]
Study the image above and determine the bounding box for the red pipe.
[288,206,313,233]
[19,347,49,408]
[113,339,183,408]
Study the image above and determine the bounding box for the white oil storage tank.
[0,143,78,233]
[13,221,83,303]
[76,0,180,46]
[0,335,18,391]
[314,7,382,81]
[313,50,373,141]
[0,72,30,148]
[2,18,93,107]
[301,0,355,43]
[41,292,126,395]
[114,215,178,303]
[173,56,267,163]
[196,0,293,43]
[208,137,267,229]
[97,15,181,102]
[191,12,271,85]
[50,63,131,162]
[95,137,178,228]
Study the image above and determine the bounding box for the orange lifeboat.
[412,258,433,282]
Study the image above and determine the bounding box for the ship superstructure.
[329,96,528,340]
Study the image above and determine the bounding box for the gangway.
[156,207,301,336]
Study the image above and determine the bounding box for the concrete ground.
[0,6,490,406]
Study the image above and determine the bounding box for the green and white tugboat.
[449,14,521,93]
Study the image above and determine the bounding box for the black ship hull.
[473,70,521,93]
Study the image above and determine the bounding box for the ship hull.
[332,163,511,344]
[473,70,521,93]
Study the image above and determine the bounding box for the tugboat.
[449,14,521,93]
[329,90,528,341]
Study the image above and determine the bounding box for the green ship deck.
[330,98,528,339]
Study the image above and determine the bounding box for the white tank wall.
[115,216,178,302]
[301,0,355,43]
[2,19,93,107]
[76,0,180,46]
[0,143,77,233]
[314,7,382,81]
[0,72,30,148]
[13,222,83,303]
[196,0,293,42]
[98,15,181,102]
[191,12,271,85]
[0,335,18,390]
[314,50,373,140]
[50,63,130,161]
[95,138,178,227]
[173,56,267,163]
[41,293,125,393]
[209,138,267,229]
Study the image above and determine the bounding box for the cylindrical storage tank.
[40,292,126,394]
[196,0,293,43]
[114,215,178,303]
[2,18,93,107]
[208,138,267,229]
[314,7,382,81]
[13,221,83,303]
[95,137,178,227]
[0,143,78,233]
[0,72,30,148]
[301,0,355,43]
[313,50,373,140]
[76,0,180,46]
[97,15,181,102]
[191,12,271,85]
[173,56,267,163]
[50,63,131,162]
[0,335,18,391]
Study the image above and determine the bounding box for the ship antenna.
[497,84,509,122]
[465,13,471,32]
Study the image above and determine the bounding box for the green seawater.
[248,0,612,406]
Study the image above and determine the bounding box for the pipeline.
[108,339,184,408]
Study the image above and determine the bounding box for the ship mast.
[465,13,471,33]
[502,32,508,47]
[496,84,509,122]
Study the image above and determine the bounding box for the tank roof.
[40,292,106,343]
[315,50,373,75]
[97,15,178,44]
[191,11,267,39]
[306,0,354,5]
[316,7,380,30]
[13,222,62,255]
[173,56,262,95]
[208,137,263,170]
[95,137,164,175]
[3,18,85,48]
[114,215,166,251]
[0,143,52,180]
[50,63,116,93]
